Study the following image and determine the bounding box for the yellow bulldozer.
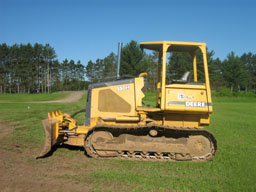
[37,41,217,161]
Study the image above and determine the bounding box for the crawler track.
[84,124,217,162]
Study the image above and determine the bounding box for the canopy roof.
[140,41,206,53]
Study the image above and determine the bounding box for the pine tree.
[86,60,95,82]
[221,52,248,91]
[103,52,117,79]
[240,52,256,90]
[120,40,145,77]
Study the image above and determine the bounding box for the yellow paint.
[199,46,213,113]
[116,116,140,121]
[139,72,147,77]
[165,87,208,113]
[166,84,205,89]
[193,54,198,82]
[42,40,213,150]
[160,44,169,110]
[134,76,145,107]
[90,82,137,119]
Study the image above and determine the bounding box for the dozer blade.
[36,118,60,158]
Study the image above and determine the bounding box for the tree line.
[86,40,256,92]
[1,41,256,93]
[0,43,86,93]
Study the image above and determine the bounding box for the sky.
[1,0,256,66]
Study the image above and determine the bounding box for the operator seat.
[172,71,191,84]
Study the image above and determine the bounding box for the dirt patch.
[0,122,92,192]
[28,91,87,103]
[0,148,92,192]
[0,122,14,140]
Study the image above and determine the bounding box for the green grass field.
[0,93,255,191]
[0,92,69,102]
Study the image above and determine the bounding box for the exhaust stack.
[117,42,122,79]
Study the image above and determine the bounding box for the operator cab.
[140,41,212,114]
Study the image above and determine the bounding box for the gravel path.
[28,91,86,103]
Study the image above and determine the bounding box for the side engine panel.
[86,79,137,126]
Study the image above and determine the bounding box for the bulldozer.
[37,41,217,161]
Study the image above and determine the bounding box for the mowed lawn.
[0,92,69,102]
[0,92,255,192]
